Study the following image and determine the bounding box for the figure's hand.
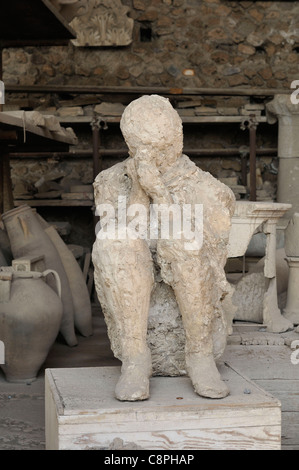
[125,157,138,184]
[134,148,173,205]
[125,157,149,207]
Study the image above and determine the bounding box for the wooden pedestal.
[45,364,281,450]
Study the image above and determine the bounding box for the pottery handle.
[42,269,62,299]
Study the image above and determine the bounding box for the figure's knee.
[95,234,151,257]
[93,235,154,280]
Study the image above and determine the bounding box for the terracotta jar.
[36,213,93,337]
[45,225,93,337]
[0,268,63,383]
[2,205,77,347]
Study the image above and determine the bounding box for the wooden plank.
[34,191,62,200]
[61,193,94,201]
[279,412,299,446]
[282,444,299,450]
[14,200,93,208]
[223,345,299,380]
[70,185,93,194]
[0,112,77,145]
[224,345,299,449]
[58,425,281,451]
[255,380,299,412]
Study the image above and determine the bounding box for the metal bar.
[241,152,248,187]
[249,121,257,201]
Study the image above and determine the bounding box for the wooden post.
[240,148,249,188]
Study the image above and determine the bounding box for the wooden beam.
[5,85,290,97]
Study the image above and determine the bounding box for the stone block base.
[45,364,281,450]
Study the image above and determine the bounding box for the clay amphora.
[44,224,93,337]
[0,268,63,383]
[2,205,77,346]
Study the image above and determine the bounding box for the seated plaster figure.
[92,95,236,401]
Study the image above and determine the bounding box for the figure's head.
[120,95,183,170]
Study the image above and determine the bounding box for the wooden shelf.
[14,199,94,208]
[57,115,268,125]
[0,112,77,147]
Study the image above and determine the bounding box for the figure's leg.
[93,237,154,401]
[170,256,229,399]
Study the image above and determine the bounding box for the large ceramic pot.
[44,224,93,337]
[2,205,77,347]
[0,268,63,383]
[36,213,93,337]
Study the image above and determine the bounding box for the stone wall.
[3,0,296,245]
[3,0,298,88]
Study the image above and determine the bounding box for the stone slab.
[45,364,281,450]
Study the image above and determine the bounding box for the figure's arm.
[125,157,149,208]
[134,148,173,205]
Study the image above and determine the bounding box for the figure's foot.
[115,351,152,402]
[186,352,229,399]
